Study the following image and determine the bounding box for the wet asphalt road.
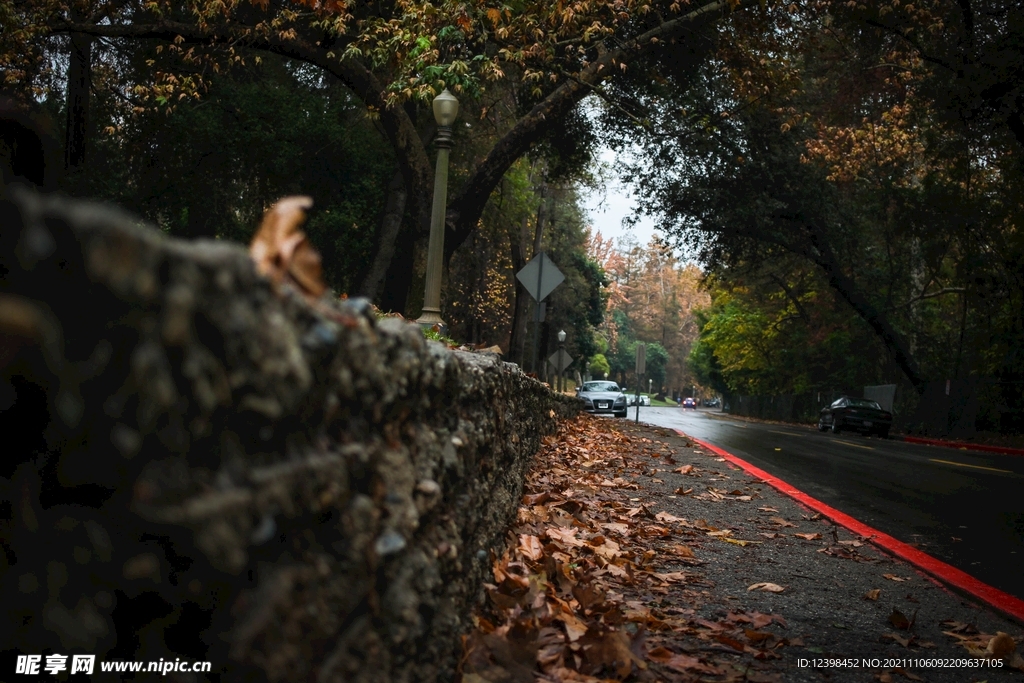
[629,406,1024,602]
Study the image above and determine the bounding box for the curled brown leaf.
[249,196,326,300]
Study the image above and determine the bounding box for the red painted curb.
[902,435,1024,457]
[674,430,1024,623]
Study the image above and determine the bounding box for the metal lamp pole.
[557,329,566,392]
[416,89,459,332]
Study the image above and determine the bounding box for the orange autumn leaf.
[249,196,326,301]
[518,534,544,562]
[647,646,714,674]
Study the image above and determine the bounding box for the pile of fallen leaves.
[460,414,791,683]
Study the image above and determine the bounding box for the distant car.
[626,394,651,406]
[818,397,892,437]
[703,398,720,408]
[682,397,697,409]
[579,381,628,418]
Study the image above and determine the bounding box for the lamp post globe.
[416,88,460,332]
[432,88,459,126]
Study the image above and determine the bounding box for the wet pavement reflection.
[626,407,1024,601]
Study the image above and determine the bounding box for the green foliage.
[687,266,893,397]
[588,354,611,378]
[606,338,667,387]
[70,55,394,294]
[536,108,599,183]
[422,326,458,346]
[595,4,1024,430]
[608,337,636,381]
[445,164,606,369]
[644,342,669,388]
[688,337,728,398]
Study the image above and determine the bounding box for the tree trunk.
[524,183,551,373]
[507,220,530,365]
[178,192,220,239]
[379,221,418,315]
[0,99,56,189]
[358,169,407,302]
[64,28,92,175]
[806,229,928,395]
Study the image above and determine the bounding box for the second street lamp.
[416,88,459,332]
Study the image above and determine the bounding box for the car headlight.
[582,397,593,406]
[614,396,626,405]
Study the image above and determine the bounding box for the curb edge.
[674,429,1024,624]
[902,435,1024,458]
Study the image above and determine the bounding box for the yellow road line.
[835,440,874,450]
[930,458,1012,474]
[769,430,798,436]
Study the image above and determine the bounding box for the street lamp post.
[557,329,566,392]
[416,89,459,332]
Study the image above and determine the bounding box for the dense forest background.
[3,0,1022,432]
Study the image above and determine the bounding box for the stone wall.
[0,184,579,681]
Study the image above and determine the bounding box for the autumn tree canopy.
[1,0,755,312]
[6,0,1023,428]
[597,0,1024,428]
[588,233,708,393]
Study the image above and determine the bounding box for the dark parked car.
[682,398,697,409]
[818,397,892,437]
[579,381,628,418]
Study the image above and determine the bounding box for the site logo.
[16,655,95,675]
[14,654,213,676]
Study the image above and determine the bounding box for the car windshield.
[847,398,882,409]
[582,382,619,392]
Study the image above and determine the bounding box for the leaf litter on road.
[461,414,790,682]
[462,413,1024,682]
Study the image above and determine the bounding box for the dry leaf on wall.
[249,196,326,300]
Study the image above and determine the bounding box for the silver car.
[579,381,628,418]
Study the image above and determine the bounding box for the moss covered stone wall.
[0,185,579,682]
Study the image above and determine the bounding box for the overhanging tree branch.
[443,0,759,260]
[52,18,435,224]
[801,220,928,394]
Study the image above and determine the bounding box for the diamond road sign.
[516,252,564,302]
[548,348,573,373]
